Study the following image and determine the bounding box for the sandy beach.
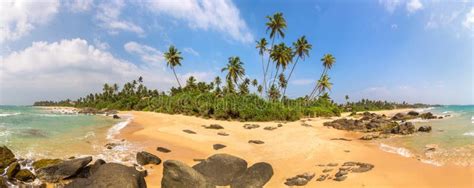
[117,109,474,188]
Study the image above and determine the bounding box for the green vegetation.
[32,12,430,121]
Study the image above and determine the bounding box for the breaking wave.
[379,143,412,157]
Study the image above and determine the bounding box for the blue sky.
[1,0,473,105]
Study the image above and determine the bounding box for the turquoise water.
[380,105,474,166]
[0,106,119,159]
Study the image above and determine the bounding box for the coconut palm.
[264,12,287,93]
[283,36,312,98]
[221,56,245,93]
[270,43,292,88]
[309,54,336,99]
[256,38,268,91]
[214,76,221,89]
[257,85,263,96]
[278,73,287,91]
[164,45,183,88]
[315,74,332,98]
[252,79,258,87]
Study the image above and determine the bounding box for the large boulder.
[418,126,432,132]
[0,177,7,188]
[162,160,213,188]
[36,156,92,183]
[65,163,146,188]
[0,146,16,169]
[15,169,36,182]
[136,151,161,165]
[32,159,63,170]
[390,122,415,135]
[193,154,247,186]
[6,162,20,179]
[407,111,420,116]
[420,112,436,119]
[230,162,273,188]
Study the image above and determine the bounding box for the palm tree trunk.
[308,68,327,100]
[271,65,280,88]
[172,67,182,88]
[264,37,276,94]
[282,56,300,99]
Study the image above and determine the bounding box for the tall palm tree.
[256,38,268,91]
[164,45,183,88]
[314,74,332,99]
[264,12,287,93]
[278,73,287,92]
[221,56,245,93]
[270,43,292,88]
[252,79,258,87]
[214,76,221,89]
[283,36,312,98]
[309,54,336,99]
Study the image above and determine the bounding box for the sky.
[0,0,473,105]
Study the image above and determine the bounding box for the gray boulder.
[230,162,273,188]
[162,160,213,188]
[193,154,247,186]
[65,163,146,188]
[391,122,415,135]
[418,126,432,132]
[136,151,161,165]
[0,146,16,169]
[36,156,92,183]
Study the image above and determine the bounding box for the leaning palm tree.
[221,56,245,93]
[283,36,312,98]
[164,45,183,88]
[309,54,335,99]
[314,74,332,99]
[270,43,292,88]
[264,12,287,93]
[256,38,268,91]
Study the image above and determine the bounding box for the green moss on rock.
[15,169,36,182]
[32,159,63,170]
[6,162,20,179]
[0,146,16,169]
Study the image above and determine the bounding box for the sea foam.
[379,143,412,157]
[106,115,132,140]
[0,112,21,117]
[463,131,474,136]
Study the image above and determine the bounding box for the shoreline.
[117,108,474,187]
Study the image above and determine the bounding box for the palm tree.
[257,85,263,96]
[278,73,287,93]
[264,12,287,93]
[214,76,221,89]
[315,74,332,99]
[283,36,312,98]
[221,56,245,93]
[256,38,268,91]
[309,54,335,99]
[164,45,183,88]
[252,79,258,87]
[270,43,292,88]
[345,95,349,104]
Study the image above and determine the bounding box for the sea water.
[0,106,137,162]
[379,105,474,166]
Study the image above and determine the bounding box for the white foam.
[463,131,474,136]
[420,159,443,167]
[379,143,413,157]
[106,115,133,140]
[0,112,20,117]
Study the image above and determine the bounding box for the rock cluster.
[311,161,374,184]
[161,154,273,188]
[243,124,260,129]
[284,172,315,186]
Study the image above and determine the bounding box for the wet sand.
[118,109,474,188]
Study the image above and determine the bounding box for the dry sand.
[118,109,474,188]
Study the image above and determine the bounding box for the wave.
[420,159,443,167]
[106,116,132,140]
[379,143,412,157]
[0,112,21,117]
[463,131,474,136]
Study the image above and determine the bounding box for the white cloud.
[462,7,474,31]
[124,41,164,65]
[183,47,200,56]
[143,0,253,43]
[96,0,144,35]
[0,38,211,105]
[290,79,314,86]
[406,0,423,13]
[93,38,110,50]
[379,0,402,13]
[0,0,60,43]
[65,0,94,12]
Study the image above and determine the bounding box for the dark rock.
[0,146,16,169]
[277,124,283,127]
[316,174,329,181]
[420,112,437,119]
[351,163,374,173]
[78,107,98,115]
[243,124,260,129]
[301,123,312,127]
[342,161,358,166]
[212,144,226,150]
[66,163,146,188]
[284,172,314,186]
[217,132,229,136]
[6,162,20,179]
[193,159,205,162]
[390,122,415,135]
[183,129,197,134]
[0,177,6,188]
[418,126,432,132]
[112,114,120,119]
[360,133,379,140]
[136,151,161,165]
[263,126,277,131]
[327,163,338,167]
[248,140,264,144]
[36,156,92,183]
[339,166,351,171]
[335,170,348,177]
[330,138,352,141]
[89,159,106,175]
[203,124,224,129]
[322,169,333,173]
[104,143,120,150]
[230,162,273,188]
[407,111,420,116]
[334,175,347,181]
[193,154,247,186]
[157,147,171,153]
[32,159,63,170]
[162,160,213,188]
[15,169,35,182]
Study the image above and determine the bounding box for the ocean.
[379,105,474,166]
[0,106,138,163]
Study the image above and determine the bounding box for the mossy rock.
[15,169,36,182]
[0,146,16,169]
[32,159,63,170]
[0,177,7,188]
[6,162,20,179]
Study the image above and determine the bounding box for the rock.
[212,144,226,150]
[65,163,147,188]
[425,144,438,152]
[217,131,229,136]
[243,124,260,129]
[15,169,35,182]
[88,159,106,175]
[351,162,374,173]
[0,178,6,188]
[263,126,277,131]
[418,126,432,132]
[330,138,352,141]
[193,154,247,186]
[334,175,347,181]
[157,147,171,153]
[0,146,16,169]
[112,114,120,119]
[6,162,20,179]
[203,124,224,129]
[78,107,98,115]
[420,112,437,119]
[162,160,213,188]
[390,122,415,135]
[339,166,351,171]
[360,133,379,140]
[230,162,273,188]
[327,163,338,167]
[277,124,283,127]
[104,143,121,150]
[335,170,348,177]
[322,169,333,173]
[407,111,420,116]
[193,159,205,162]
[32,159,63,170]
[136,151,161,165]
[342,161,358,166]
[391,113,406,121]
[316,174,329,181]
[301,123,312,127]
[344,150,350,153]
[284,172,314,186]
[183,129,197,134]
[248,140,264,144]
[36,156,92,183]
